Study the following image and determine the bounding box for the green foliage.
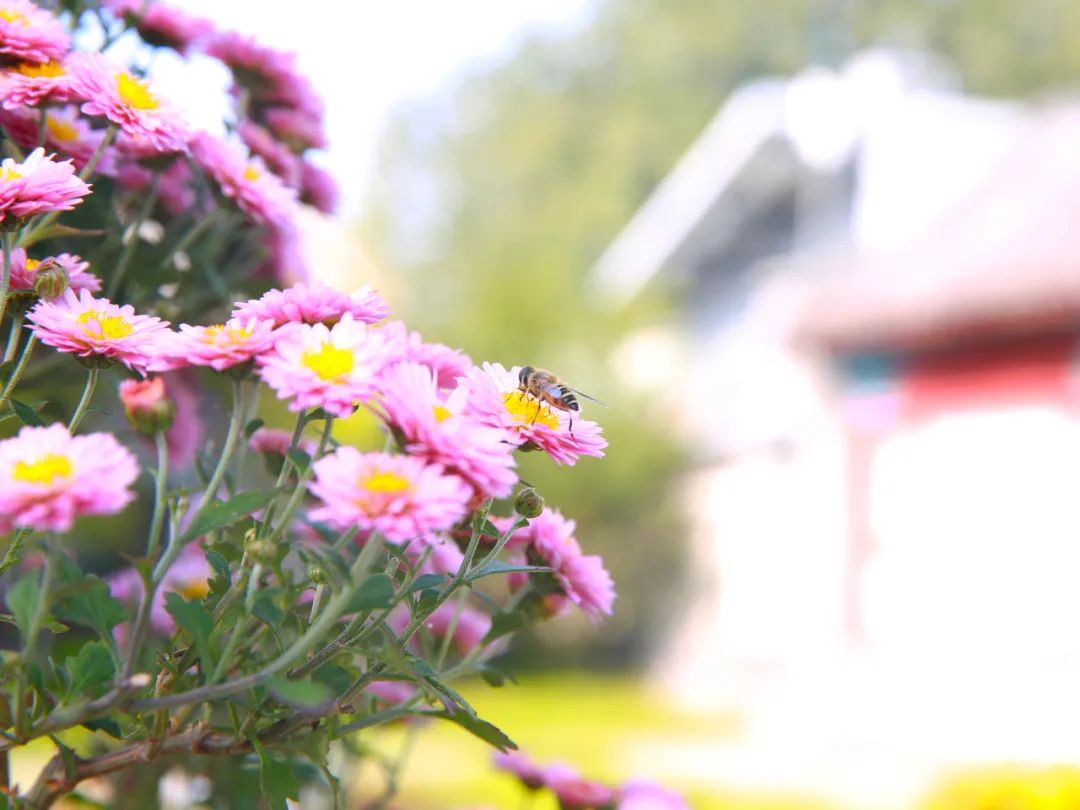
[164,592,216,673]
[63,642,114,700]
[179,487,285,544]
[53,575,126,642]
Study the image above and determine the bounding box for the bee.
[517,366,605,434]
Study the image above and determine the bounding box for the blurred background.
[146,0,1080,806]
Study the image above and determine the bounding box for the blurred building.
[592,49,1080,806]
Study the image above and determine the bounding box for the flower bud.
[514,487,544,519]
[308,564,327,585]
[31,258,69,300]
[119,377,176,436]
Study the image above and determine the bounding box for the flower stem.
[68,366,99,433]
[0,333,36,414]
[0,230,14,329]
[15,547,55,740]
[264,416,333,546]
[2,314,21,365]
[106,171,160,299]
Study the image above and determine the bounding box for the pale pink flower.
[233,281,389,328]
[0,424,137,533]
[258,314,396,417]
[364,680,415,708]
[118,376,168,415]
[104,0,214,55]
[493,751,547,790]
[237,118,300,186]
[0,0,69,65]
[248,427,317,457]
[190,131,296,225]
[425,602,492,653]
[158,317,276,371]
[299,159,337,213]
[527,509,615,621]
[0,55,78,108]
[258,221,309,284]
[463,363,606,465]
[109,542,210,634]
[545,768,616,810]
[618,780,689,810]
[0,147,90,224]
[71,54,188,153]
[263,104,326,150]
[381,320,470,389]
[308,449,471,545]
[162,369,203,472]
[27,288,172,373]
[7,248,100,293]
[376,362,517,499]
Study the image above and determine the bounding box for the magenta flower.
[257,221,310,284]
[115,157,194,216]
[545,767,617,810]
[258,313,395,417]
[104,0,214,55]
[364,680,415,708]
[233,281,389,329]
[190,131,296,226]
[237,119,300,187]
[263,104,326,151]
[27,288,172,373]
[0,424,138,533]
[157,317,276,372]
[7,248,100,294]
[0,147,91,224]
[161,369,203,472]
[248,427,317,457]
[0,55,79,108]
[462,363,606,465]
[299,159,338,214]
[109,543,210,634]
[0,0,69,65]
[309,449,471,545]
[617,780,689,810]
[425,602,492,653]
[527,509,615,621]
[376,362,517,499]
[493,751,547,790]
[71,54,188,153]
[381,320,471,389]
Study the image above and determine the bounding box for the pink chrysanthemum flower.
[190,131,296,225]
[71,54,188,153]
[104,0,214,56]
[109,542,210,634]
[0,0,69,65]
[248,427,317,457]
[493,751,547,791]
[526,509,615,621]
[263,104,326,150]
[234,280,389,329]
[161,369,203,472]
[0,55,78,108]
[7,247,99,294]
[618,780,689,810]
[258,222,310,284]
[258,313,395,417]
[425,601,492,653]
[0,147,90,224]
[27,288,172,373]
[308,449,471,545]
[545,768,616,810]
[0,424,138,533]
[0,107,114,176]
[462,363,607,465]
[376,362,517,498]
[236,119,300,187]
[158,317,276,371]
[299,159,338,214]
[115,157,194,215]
[381,321,471,389]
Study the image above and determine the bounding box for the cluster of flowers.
[495,751,689,810]
[0,0,337,281]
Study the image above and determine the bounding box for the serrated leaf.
[54,577,127,640]
[206,549,230,584]
[407,573,447,594]
[243,418,265,440]
[265,675,332,711]
[249,736,301,810]
[9,398,44,427]
[431,709,517,752]
[344,574,395,613]
[6,573,41,643]
[164,593,214,672]
[251,591,284,628]
[468,560,553,582]
[65,641,114,699]
[180,488,284,543]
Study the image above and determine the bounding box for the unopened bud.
[246,538,276,564]
[308,565,327,586]
[31,258,69,300]
[119,376,175,436]
[514,487,544,519]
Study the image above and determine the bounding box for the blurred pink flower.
[258,314,396,417]
[376,362,517,499]
[7,248,100,293]
[543,765,616,809]
[27,288,172,373]
[162,369,203,472]
[237,119,300,186]
[104,0,214,55]
[364,679,415,708]
[263,104,326,150]
[425,601,492,653]
[190,131,296,225]
[528,509,615,621]
[0,424,137,533]
[299,159,338,214]
[0,55,79,108]
[206,32,322,115]
[71,54,188,153]
[463,362,607,465]
[381,320,471,389]
[0,0,69,64]
[115,157,194,216]
[617,779,689,810]
[308,449,471,545]
[118,375,167,414]
[493,751,547,790]
[248,427,317,457]
[233,281,389,328]
[157,317,276,372]
[0,147,91,223]
[258,222,310,284]
[109,542,210,634]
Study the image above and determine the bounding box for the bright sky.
[153,0,594,218]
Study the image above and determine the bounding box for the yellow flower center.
[13,453,73,484]
[301,342,353,381]
[175,579,210,601]
[45,116,77,142]
[204,323,253,344]
[363,470,411,494]
[17,60,64,78]
[1,166,22,181]
[432,405,452,423]
[502,390,559,429]
[242,165,261,182]
[116,72,158,110]
[24,258,39,271]
[78,310,133,340]
[0,9,27,25]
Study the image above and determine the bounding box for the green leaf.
[9,398,44,427]
[431,709,517,752]
[6,573,41,643]
[164,593,214,672]
[407,573,447,593]
[482,610,529,644]
[344,574,395,613]
[54,577,127,640]
[285,448,311,474]
[251,591,284,629]
[480,519,500,539]
[243,418,265,440]
[65,642,114,699]
[19,223,104,249]
[206,549,231,583]
[478,664,517,688]
[265,676,332,711]
[83,716,123,739]
[469,560,552,582]
[249,736,301,810]
[180,488,284,543]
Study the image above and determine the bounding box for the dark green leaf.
[180,488,284,543]
[431,710,517,752]
[83,716,122,739]
[6,573,41,642]
[481,519,500,539]
[249,736,301,810]
[344,574,395,613]
[65,642,114,699]
[54,576,127,640]
[9,398,44,427]
[243,418,265,440]
[206,549,231,583]
[251,591,284,628]
[478,664,517,688]
[482,610,529,644]
[407,573,447,593]
[285,448,311,474]
[164,593,214,672]
[265,676,332,711]
[469,561,552,582]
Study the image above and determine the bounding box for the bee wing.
[565,386,607,407]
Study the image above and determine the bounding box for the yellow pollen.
[45,116,77,142]
[116,72,158,110]
[203,323,253,344]
[77,310,133,340]
[1,167,21,181]
[0,9,27,25]
[363,470,411,494]
[17,60,63,78]
[301,342,353,381]
[433,405,452,423]
[502,390,559,429]
[13,453,72,484]
[243,165,261,182]
[175,579,210,601]
[24,258,39,271]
